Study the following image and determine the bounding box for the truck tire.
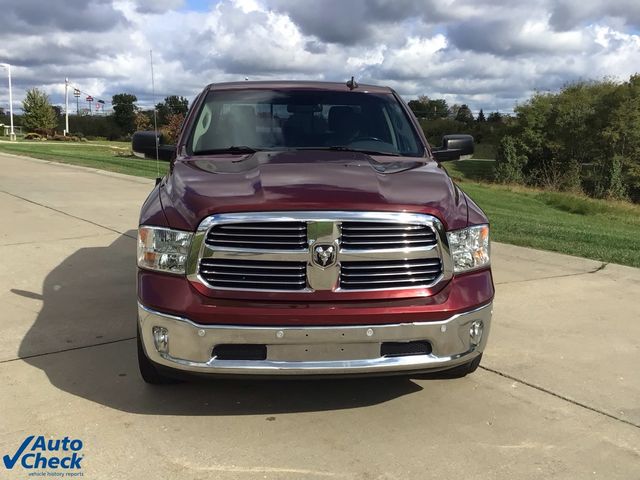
[137,326,179,384]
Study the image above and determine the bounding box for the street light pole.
[0,63,15,141]
[64,78,69,136]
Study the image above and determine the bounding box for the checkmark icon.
[3,435,34,469]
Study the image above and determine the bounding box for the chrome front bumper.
[137,302,492,376]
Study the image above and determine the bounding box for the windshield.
[188,89,424,157]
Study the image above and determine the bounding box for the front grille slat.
[341,261,439,270]
[340,238,435,246]
[343,225,425,231]
[207,278,306,285]
[206,221,307,250]
[342,232,433,238]
[208,239,305,245]
[342,276,438,285]
[199,258,307,291]
[341,268,441,277]
[212,232,306,238]
[217,225,306,231]
[201,270,305,278]
[341,222,437,250]
[200,263,303,270]
[339,258,442,290]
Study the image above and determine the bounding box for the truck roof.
[206,80,393,93]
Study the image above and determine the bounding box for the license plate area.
[267,343,380,361]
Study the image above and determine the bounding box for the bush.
[24,133,42,140]
[494,136,527,183]
[607,155,627,200]
[57,115,123,141]
[51,134,74,142]
[34,127,52,137]
[561,158,583,193]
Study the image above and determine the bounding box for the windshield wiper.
[295,146,400,156]
[192,146,263,155]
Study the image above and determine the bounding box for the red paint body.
[137,81,494,325]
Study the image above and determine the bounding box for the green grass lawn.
[1,141,638,267]
[0,140,168,178]
[445,159,495,182]
[444,159,640,267]
[461,184,640,267]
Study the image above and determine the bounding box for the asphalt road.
[1,153,639,479]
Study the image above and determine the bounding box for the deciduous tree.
[112,93,138,134]
[22,88,57,133]
[156,96,189,125]
[455,104,474,125]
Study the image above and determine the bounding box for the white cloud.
[0,0,638,116]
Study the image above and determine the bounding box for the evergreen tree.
[487,111,503,123]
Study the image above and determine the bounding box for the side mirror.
[131,131,176,162]
[432,134,474,162]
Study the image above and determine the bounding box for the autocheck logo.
[3,435,84,473]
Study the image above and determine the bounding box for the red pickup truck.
[133,80,493,383]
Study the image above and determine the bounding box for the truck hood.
[159,150,469,231]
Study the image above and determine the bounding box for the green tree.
[156,95,189,125]
[426,99,449,119]
[112,93,138,134]
[494,135,527,183]
[448,103,460,119]
[476,109,486,123]
[487,111,503,123]
[507,76,640,199]
[455,104,474,125]
[22,88,57,133]
[409,97,449,120]
[408,96,429,118]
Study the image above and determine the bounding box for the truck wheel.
[137,326,180,384]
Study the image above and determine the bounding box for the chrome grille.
[205,221,307,250]
[340,258,442,290]
[190,212,450,293]
[340,222,437,249]
[199,259,307,290]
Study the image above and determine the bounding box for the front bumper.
[138,302,492,376]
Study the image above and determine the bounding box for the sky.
[0,0,639,115]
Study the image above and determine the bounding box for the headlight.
[447,224,490,273]
[137,226,193,274]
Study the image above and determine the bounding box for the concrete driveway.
[1,153,638,479]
